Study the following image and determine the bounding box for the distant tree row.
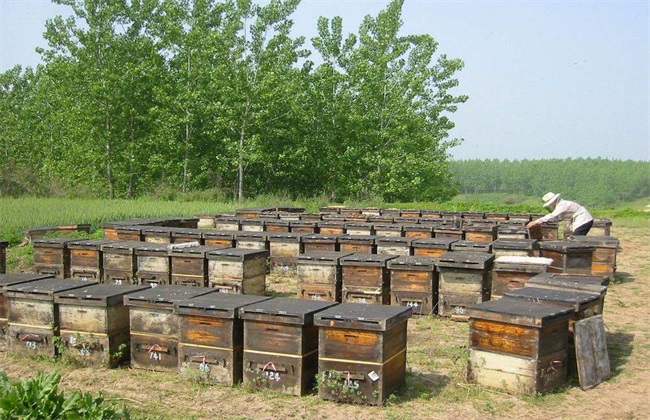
[449,158,650,205]
[0,0,466,202]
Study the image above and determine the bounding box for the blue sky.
[1,0,648,161]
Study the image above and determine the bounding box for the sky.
[0,0,648,161]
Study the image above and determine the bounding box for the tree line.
[449,158,650,206]
[0,0,467,202]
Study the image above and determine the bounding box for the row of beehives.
[0,275,411,405]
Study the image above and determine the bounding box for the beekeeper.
[526,192,594,235]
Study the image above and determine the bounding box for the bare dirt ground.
[1,225,648,419]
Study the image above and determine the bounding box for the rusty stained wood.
[574,315,611,390]
[299,283,340,302]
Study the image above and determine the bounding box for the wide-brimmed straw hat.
[542,192,561,208]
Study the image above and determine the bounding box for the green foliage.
[0,370,127,419]
[450,158,650,206]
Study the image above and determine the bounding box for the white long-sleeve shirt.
[536,199,593,232]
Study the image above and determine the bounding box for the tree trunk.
[105,115,114,199]
[238,129,245,202]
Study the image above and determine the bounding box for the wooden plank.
[574,315,611,390]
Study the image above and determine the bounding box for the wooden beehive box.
[170,245,226,287]
[341,254,397,305]
[485,212,508,222]
[411,238,458,258]
[419,210,441,220]
[206,248,268,295]
[240,219,265,232]
[318,221,346,235]
[0,273,54,338]
[101,241,142,285]
[338,235,378,254]
[0,241,7,274]
[140,226,175,244]
[507,213,532,223]
[24,224,92,243]
[290,221,319,234]
[235,207,275,218]
[434,226,464,241]
[296,252,353,302]
[591,218,612,236]
[299,213,323,222]
[235,232,268,251]
[463,224,497,242]
[436,251,495,320]
[344,223,374,236]
[314,303,411,405]
[373,223,403,238]
[496,225,529,240]
[368,216,394,224]
[399,209,421,219]
[264,219,290,233]
[175,293,271,386]
[202,230,237,248]
[196,214,219,229]
[115,225,144,241]
[402,224,433,239]
[567,235,619,280]
[33,237,81,278]
[302,234,343,253]
[466,298,573,394]
[135,242,171,287]
[538,241,595,275]
[361,208,381,217]
[68,239,114,282]
[491,256,553,299]
[376,237,412,257]
[439,211,463,220]
[101,221,122,240]
[169,227,203,244]
[340,207,361,217]
[124,285,213,372]
[279,212,302,222]
[239,298,337,396]
[450,240,493,253]
[526,272,608,314]
[492,238,539,258]
[54,283,149,367]
[380,208,400,218]
[268,232,303,275]
[5,278,97,357]
[214,217,242,231]
[387,256,438,315]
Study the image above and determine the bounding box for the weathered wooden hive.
[361,207,381,217]
[123,285,212,372]
[434,226,464,241]
[590,218,612,236]
[302,234,343,253]
[419,210,441,220]
[411,237,458,258]
[234,232,268,251]
[439,211,463,220]
[343,223,374,236]
[206,248,268,295]
[0,273,53,338]
[318,221,347,235]
[55,283,149,367]
[234,206,275,219]
[538,241,595,275]
[376,237,413,257]
[387,256,438,315]
[338,235,378,254]
[296,252,353,302]
[566,235,619,280]
[135,242,172,287]
[466,298,573,394]
[290,221,319,234]
[264,219,290,233]
[140,226,174,244]
[24,224,92,242]
[491,238,539,258]
[68,239,114,282]
[202,230,237,248]
[33,237,81,278]
[170,245,225,287]
[175,293,271,385]
[462,211,485,222]
[239,298,337,396]
[526,272,608,314]
[436,251,495,320]
[196,214,219,229]
[101,241,143,285]
[402,224,434,239]
[169,227,203,244]
[6,278,97,357]
[115,225,144,242]
[240,218,265,232]
[490,256,553,299]
[450,240,493,253]
[314,303,411,405]
[484,212,508,222]
[299,213,323,222]
[507,213,531,224]
[340,254,397,305]
[496,224,529,240]
[213,216,242,232]
[267,232,303,275]
[373,223,403,238]
[463,224,497,243]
